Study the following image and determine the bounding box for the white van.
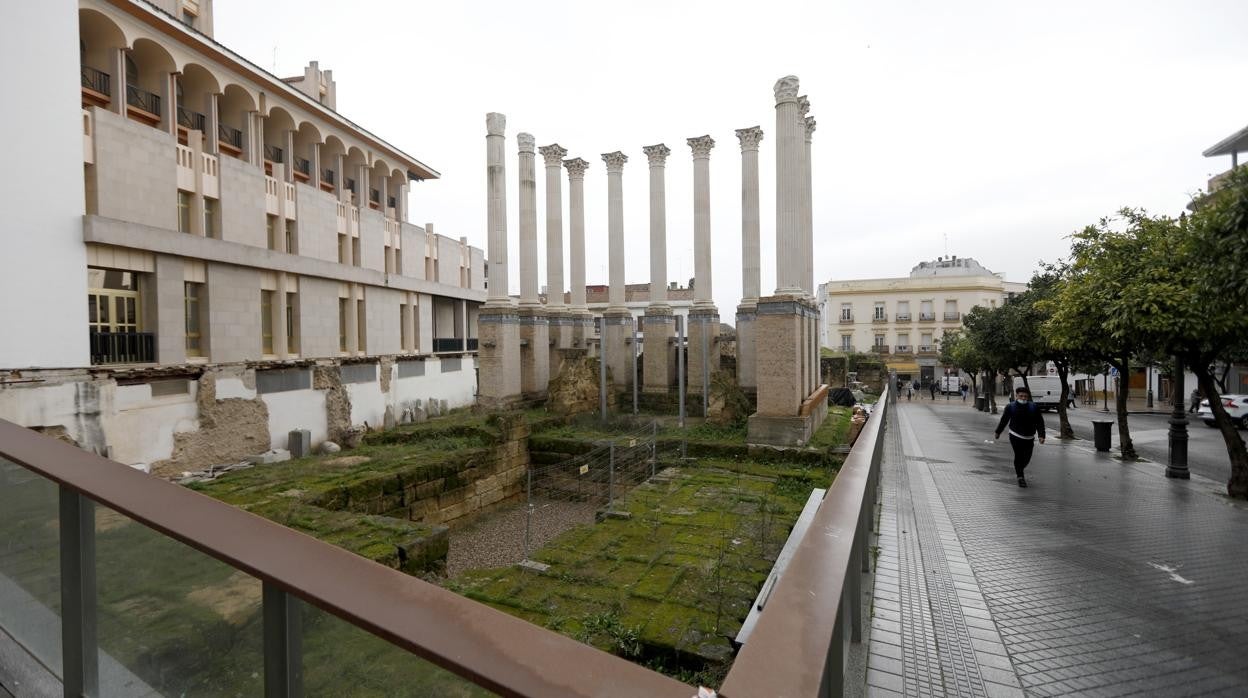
[1013,376,1074,411]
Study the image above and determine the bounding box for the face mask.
[1016,398,1029,404]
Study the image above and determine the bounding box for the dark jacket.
[995,400,1045,439]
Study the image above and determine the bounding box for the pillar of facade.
[796,96,812,396]
[748,77,827,447]
[539,143,571,376]
[686,135,720,398]
[563,157,593,347]
[601,151,633,390]
[805,115,820,394]
[735,126,763,394]
[516,133,549,398]
[641,144,675,395]
[477,112,521,408]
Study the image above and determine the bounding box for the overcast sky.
[219,0,1248,316]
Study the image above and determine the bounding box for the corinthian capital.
[804,117,817,139]
[687,135,715,159]
[774,76,799,104]
[563,157,589,179]
[797,95,810,117]
[642,144,671,166]
[601,151,628,172]
[735,126,764,151]
[539,143,568,166]
[486,112,506,136]
[517,132,535,152]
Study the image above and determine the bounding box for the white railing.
[82,109,94,164]
[336,201,347,235]
[200,153,219,199]
[349,205,360,237]
[176,144,195,192]
[284,182,297,219]
[264,175,280,215]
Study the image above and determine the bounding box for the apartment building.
[0,0,485,471]
[817,256,1026,385]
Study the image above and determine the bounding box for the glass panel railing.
[92,503,264,697]
[301,602,495,697]
[0,458,63,678]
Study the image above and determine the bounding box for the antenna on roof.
[943,233,948,257]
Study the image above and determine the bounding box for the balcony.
[433,337,465,353]
[943,311,961,321]
[919,312,936,322]
[871,345,890,354]
[125,84,161,126]
[176,106,206,132]
[80,65,111,107]
[89,331,155,365]
[838,315,854,324]
[895,313,912,322]
[293,156,312,183]
[369,188,381,210]
[895,344,912,353]
[218,122,243,156]
[871,315,888,324]
[918,345,937,354]
[263,144,284,164]
[321,168,335,192]
[467,338,479,351]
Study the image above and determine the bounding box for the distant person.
[907,383,913,401]
[1189,388,1201,414]
[913,379,921,398]
[994,386,1046,488]
[929,381,937,400]
[960,383,969,401]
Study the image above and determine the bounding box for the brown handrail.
[0,419,694,698]
[719,387,888,697]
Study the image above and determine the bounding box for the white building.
[817,256,1027,385]
[0,0,485,473]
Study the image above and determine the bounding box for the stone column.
[748,77,827,447]
[478,112,521,408]
[564,157,592,346]
[735,126,763,393]
[517,133,549,397]
[805,115,820,393]
[641,144,674,395]
[540,143,570,376]
[601,151,633,390]
[686,135,720,397]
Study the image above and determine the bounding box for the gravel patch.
[446,497,599,577]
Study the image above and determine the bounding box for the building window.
[177,191,191,233]
[840,334,852,351]
[896,301,910,320]
[352,237,361,267]
[267,215,279,251]
[356,299,367,353]
[338,234,349,265]
[184,282,202,356]
[203,198,217,238]
[921,332,933,349]
[400,303,409,351]
[395,248,403,276]
[897,333,909,351]
[840,303,852,321]
[285,292,298,354]
[285,220,298,255]
[920,300,934,321]
[874,334,885,347]
[261,290,275,354]
[338,298,348,352]
[944,299,959,320]
[873,302,885,320]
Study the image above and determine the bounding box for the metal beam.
[58,488,98,698]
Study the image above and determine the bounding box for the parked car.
[1198,395,1248,429]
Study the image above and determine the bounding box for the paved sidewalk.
[866,400,1248,697]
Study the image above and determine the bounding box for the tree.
[939,329,986,400]
[962,306,1013,414]
[1029,264,1099,440]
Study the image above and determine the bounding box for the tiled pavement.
[866,400,1248,697]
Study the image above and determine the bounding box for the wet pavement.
[866,399,1248,697]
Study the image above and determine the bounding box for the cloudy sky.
[219,0,1248,315]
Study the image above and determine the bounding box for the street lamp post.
[1102,369,1110,413]
[1166,355,1190,479]
[1147,364,1154,408]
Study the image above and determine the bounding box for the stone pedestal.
[477,307,521,409]
[643,308,675,394]
[548,310,573,377]
[517,306,549,399]
[570,312,593,350]
[736,303,757,392]
[747,294,826,446]
[686,307,720,394]
[602,310,634,389]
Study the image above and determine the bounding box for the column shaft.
[517,134,539,305]
[540,144,568,309]
[643,145,670,307]
[688,136,715,307]
[564,158,591,346]
[603,152,628,311]
[485,114,510,305]
[774,77,802,294]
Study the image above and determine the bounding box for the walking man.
[994,386,1046,487]
[1189,388,1201,414]
[929,380,937,400]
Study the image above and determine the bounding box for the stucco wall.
[358,207,386,272]
[365,286,403,356]
[298,276,342,358]
[89,108,177,231]
[206,264,262,362]
[296,183,339,264]
[218,155,267,249]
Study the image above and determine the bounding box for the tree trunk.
[970,374,979,401]
[1193,363,1248,498]
[988,371,999,413]
[1019,369,1031,394]
[1056,361,1074,439]
[1112,357,1137,460]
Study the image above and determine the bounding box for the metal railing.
[838,315,854,324]
[293,156,311,176]
[177,106,206,132]
[466,338,479,351]
[919,312,936,322]
[871,345,890,354]
[871,315,888,323]
[895,313,912,321]
[369,189,381,204]
[218,123,243,150]
[321,168,335,186]
[720,385,888,696]
[88,331,155,365]
[345,178,357,194]
[943,311,961,321]
[125,84,161,116]
[432,337,465,353]
[80,65,110,95]
[263,144,284,164]
[895,344,912,353]
[918,344,936,353]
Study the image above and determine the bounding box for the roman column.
[602,151,633,390]
[805,115,820,393]
[686,135,719,397]
[642,144,675,394]
[774,80,803,295]
[735,126,763,393]
[478,113,521,408]
[796,96,812,395]
[540,143,570,376]
[564,157,592,346]
[517,133,549,397]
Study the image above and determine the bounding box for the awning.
[887,362,921,372]
[1203,123,1248,157]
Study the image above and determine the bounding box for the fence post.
[263,581,304,698]
[677,317,686,428]
[600,337,609,424]
[59,487,99,698]
[608,442,615,511]
[525,468,533,560]
[650,421,657,478]
[632,323,639,415]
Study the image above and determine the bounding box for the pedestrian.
[907,384,912,401]
[994,386,1046,488]
[960,383,969,401]
[913,379,920,399]
[1189,388,1201,414]
[929,381,937,400]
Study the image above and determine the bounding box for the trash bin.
[974,396,986,412]
[1092,419,1114,452]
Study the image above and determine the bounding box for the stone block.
[518,307,550,397]
[287,429,312,458]
[687,307,720,394]
[246,449,291,464]
[643,310,676,394]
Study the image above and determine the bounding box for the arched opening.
[320,135,346,193]
[391,167,407,220]
[262,106,295,177]
[291,121,322,184]
[368,158,391,211]
[217,84,255,159]
[126,38,175,127]
[176,63,218,147]
[344,146,368,206]
[78,9,126,109]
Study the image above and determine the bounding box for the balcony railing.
[466,338,479,351]
[388,196,397,209]
[895,313,912,321]
[943,311,961,321]
[871,315,888,323]
[369,189,381,206]
[918,344,936,353]
[433,337,465,353]
[217,122,243,150]
[293,156,311,177]
[321,168,335,186]
[125,84,161,116]
[80,65,110,96]
[919,312,936,322]
[263,144,284,164]
[176,106,206,132]
[345,178,357,194]
[88,331,155,365]
[871,344,890,354]
[838,315,854,324]
[839,345,856,353]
